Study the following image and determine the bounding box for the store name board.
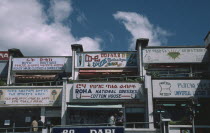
[12,58,66,71]
[52,127,124,133]
[143,48,209,63]
[0,89,61,105]
[73,83,142,99]
[0,52,9,60]
[153,80,210,98]
[76,52,137,68]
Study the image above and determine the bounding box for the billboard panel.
[73,83,143,99]
[143,48,209,63]
[153,80,210,98]
[12,57,66,71]
[52,126,124,133]
[0,88,61,106]
[76,52,137,68]
[0,51,9,61]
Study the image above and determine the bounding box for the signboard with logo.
[143,48,209,63]
[0,51,9,60]
[73,83,142,99]
[12,57,66,71]
[52,127,124,133]
[0,88,61,106]
[152,80,210,98]
[76,52,137,68]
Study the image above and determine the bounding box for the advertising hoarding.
[76,52,137,68]
[152,80,210,98]
[52,127,124,133]
[73,83,142,99]
[12,57,66,71]
[0,88,61,106]
[143,48,209,63]
[0,51,9,61]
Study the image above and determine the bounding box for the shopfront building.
[142,45,210,133]
[0,86,62,132]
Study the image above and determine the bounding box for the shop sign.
[52,127,124,133]
[153,80,210,98]
[0,51,9,60]
[143,48,209,63]
[76,52,137,68]
[0,89,61,105]
[73,83,142,99]
[12,57,66,71]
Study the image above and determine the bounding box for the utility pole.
[188,97,198,133]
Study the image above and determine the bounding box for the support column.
[135,38,149,77]
[7,55,12,85]
[61,77,67,125]
[145,75,154,129]
[71,44,83,80]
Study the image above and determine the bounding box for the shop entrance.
[67,105,123,126]
[0,107,41,132]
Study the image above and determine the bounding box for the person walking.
[108,113,115,126]
[38,117,44,132]
[31,117,38,132]
[115,111,124,126]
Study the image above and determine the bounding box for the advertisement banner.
[76,52,137,68]
[0,51,9,60]
[143,48,209,63]
[12,58,66,71]
[0,88,61,105]
[152,80,210,98]
[52,127,124,133]
[73,83,142,99]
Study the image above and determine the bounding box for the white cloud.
[76,11,88,24]
[74,37,102,51]
[113,11,171,49]
[0,0,101,56]
[49,0,72,23]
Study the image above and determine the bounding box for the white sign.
[153,80,210,98]
[77,52,137,68]
[12,58,66,71]
[73,83,142,99]
[25,117,31,122]
[143,48,209,63]
[0,89,61,105]
[4,120,10,126]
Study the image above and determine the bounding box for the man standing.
[115,111,124,126]
[38,117,44,132]
[31,117,38,132]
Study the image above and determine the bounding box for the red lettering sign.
[0,51,9,60]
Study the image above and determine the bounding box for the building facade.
[0,32,210,133]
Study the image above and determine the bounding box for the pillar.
[145,75,154,129]
[61,77,68,125]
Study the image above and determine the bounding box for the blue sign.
[52,127,124,133]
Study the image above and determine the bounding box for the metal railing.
[149,71,210,79]
[0,126,45,133]
[8,80,63,86]
[75,76,144,82]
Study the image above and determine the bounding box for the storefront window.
[67,105,123,126]
[154,103,191,127]
[125,107,145,128]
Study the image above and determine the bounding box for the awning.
[67,104,123,109]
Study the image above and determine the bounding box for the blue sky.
[0,0,209,56]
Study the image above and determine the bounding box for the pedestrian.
[31,116,38,132]
[108,113,115,126]
[38,117,44,132]
[115,111,124,126]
